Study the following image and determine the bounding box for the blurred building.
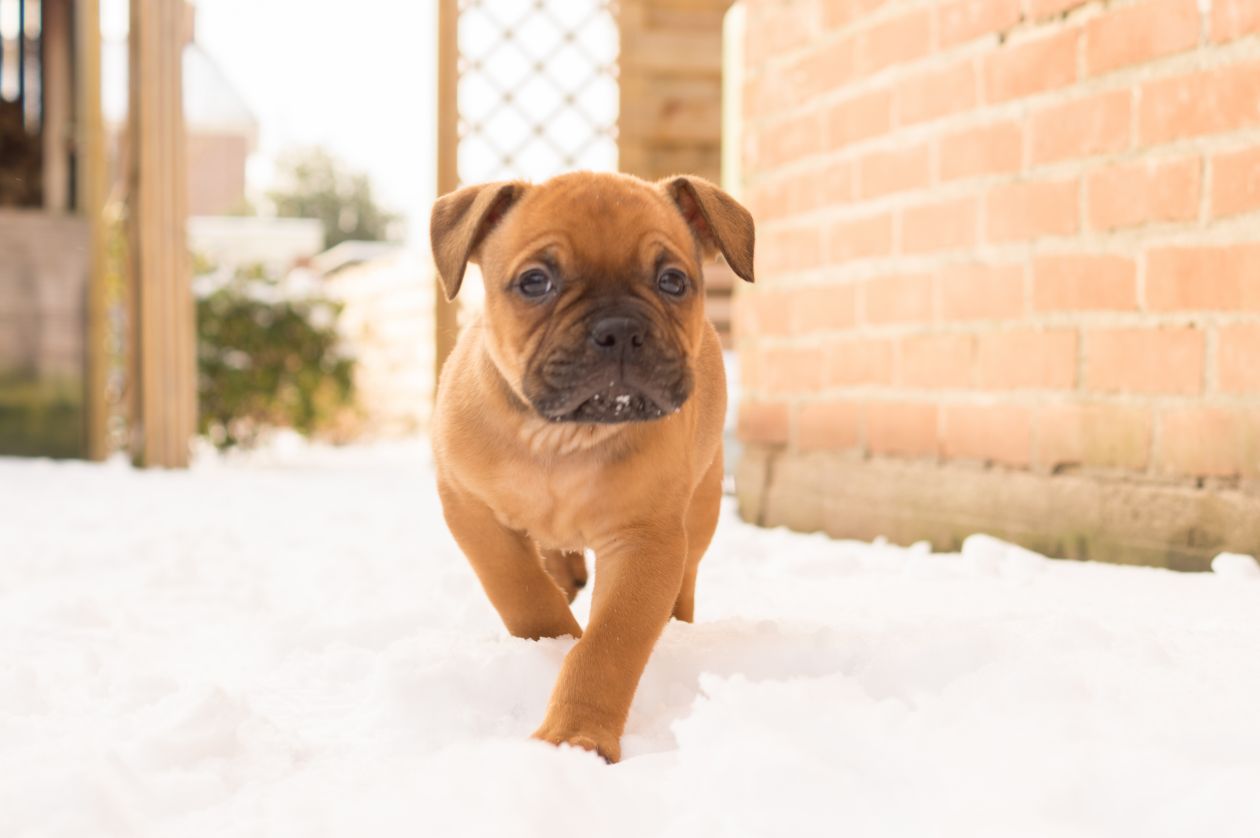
[0,0,195,465]
[731,0,1260,569]
[103,6,257,216]
[188,216,324,276]
[1,0,104,457]
[318,244,436,437]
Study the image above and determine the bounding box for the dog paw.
[532,720,620,764]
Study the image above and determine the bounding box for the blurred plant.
[196,265,355,449]
[268,147,400,248]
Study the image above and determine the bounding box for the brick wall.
[187,132,250,216]
[734,0,1260,568]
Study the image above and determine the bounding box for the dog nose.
[590,316,646,352]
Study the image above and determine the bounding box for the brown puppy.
[429,171,754,763]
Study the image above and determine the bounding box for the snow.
[3,439,1259,837]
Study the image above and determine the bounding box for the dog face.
[431,172,755,424]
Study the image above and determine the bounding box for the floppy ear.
[660,175,755,283]
[429,181,527,300]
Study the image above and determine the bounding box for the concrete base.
[737,445,1260,572]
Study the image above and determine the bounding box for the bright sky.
[102,0,438,246]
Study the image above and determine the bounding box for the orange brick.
[742,77,763,122]
[1036,403,1152,471]
[855,9,933,77]
[825,87,894,147]
[1032,254,1138,311]
[1213,0,1260,42]
[1026,0,1087,19]
[1139,61,1260,145]
[758,112,823,169]
[743,289,793,338]
[939,262,1026,321]
[776,55,821,105]
[758,224,823,274]
[986,178,1079,242]
[731,291,754,340]
[983,28,1080,103]
[937,0,1022,46]
[858,143,932,199]
[863,273,934,324]
[1146,245,1260,311]
[1029,90,1131,165]
[899,333,975,388]
[901,196,979,254]
[763,346,825,394]
[1158,407,1260,477]
[1085,327,1204,394]
[896,60,978,126]
[943,403,1033,466]
[820,159,857,206]
[748,3,820,61]
[738,346,762,391]
[1086,156,1201,231]
[801,34,861,95]
[798,400,863,451]
[1211,146,1260,218]
[739,400,790,445]
[1218,324,1260,393]
[976,329,1077,390]
[784,40,856,100]
[753,170,826,221]
[867,401,939,457]
[940,121,1023,181]
[823,0,892,31]
[1084,0,1199,77]
[792,283,859,333]
[824,337,896,386]
[826,213,894,262]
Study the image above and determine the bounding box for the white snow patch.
[1211,552,1260,579]
[3,440,1259,837]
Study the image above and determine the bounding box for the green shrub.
[196,268,355,449]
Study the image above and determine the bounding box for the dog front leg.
[437,482,582,640]
[532,526,687,763]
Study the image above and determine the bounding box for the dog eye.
[517,270,553,299]
[657,269,688,297]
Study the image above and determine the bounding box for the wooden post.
[79,0,110,461]
[616,0,737,344]
[42,0,72,213]
[434,0,459,395]
[616,0,647,177]
[126,0,195,467]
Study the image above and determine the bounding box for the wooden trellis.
[435,0,620,383]
[434,0,734,384]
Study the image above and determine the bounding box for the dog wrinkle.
[517,415,626,458]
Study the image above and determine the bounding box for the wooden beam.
[433,0,459,396]
[43,0,72,213]
[79,0,110,461]
[127,0,194,468]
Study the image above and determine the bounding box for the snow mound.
[3,442,1259,837]
[1211,552,1260,579]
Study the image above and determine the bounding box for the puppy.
[429,171,754,763]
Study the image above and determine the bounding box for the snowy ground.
[3,440,1259,838]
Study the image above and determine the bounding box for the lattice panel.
[456,0,619,184]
